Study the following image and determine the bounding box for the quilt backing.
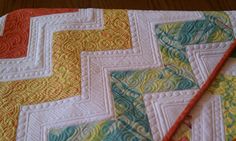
[0,9,236,141]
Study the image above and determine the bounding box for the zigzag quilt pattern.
[0,9,236,141]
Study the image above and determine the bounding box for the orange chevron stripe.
[0,8,77,58]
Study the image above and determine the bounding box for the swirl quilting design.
[0,9,131,141]
[49,67,198,141]
[48,11,235,141]
[0,9,78,58]
[1,9,236,141]
[209,75,236,141]
[154,11,234,140]
[155,12,234,86]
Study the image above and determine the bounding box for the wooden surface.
[0,0,236,16]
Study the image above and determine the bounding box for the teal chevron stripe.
[48,66,198,141]
[48,12,235,141]
[155,12,234,66]
[49,126,77,141]
[155,12,234,89]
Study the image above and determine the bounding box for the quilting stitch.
[144,90,224,141]
[155,12,234,86]
[48,68,198,141]
[0,9,132,141]
[187,42,236,86]
[0,9,101,81]
[208,75,236,141]
[0,9,77,58]
[10,9,236,141]
[48,11,233,141]
[15,11,204,141]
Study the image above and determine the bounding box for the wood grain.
[0,0,236,16]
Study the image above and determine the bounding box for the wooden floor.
[0,0,236,16]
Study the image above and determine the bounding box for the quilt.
[0,8,236,141]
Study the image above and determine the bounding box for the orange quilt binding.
[163,39,236,141]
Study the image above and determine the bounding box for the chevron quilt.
[0,9,236,141]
